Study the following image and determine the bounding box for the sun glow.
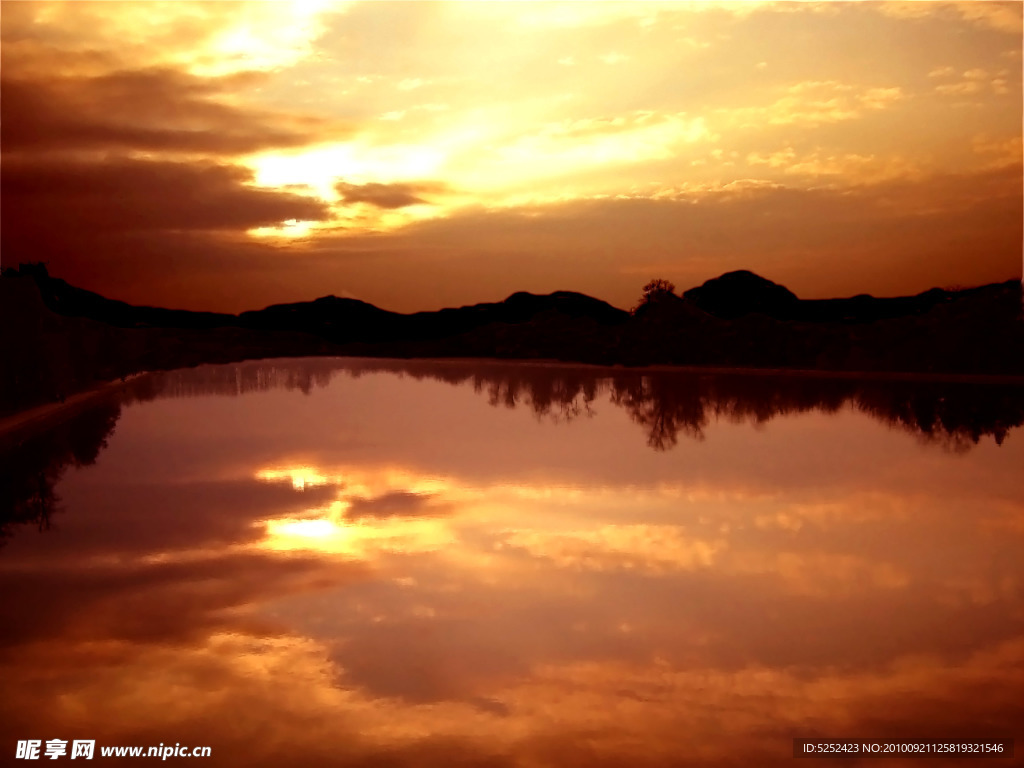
[256,467,330,491]
[251,464,465,556]
[248,219,321,238]
[248,219,322,239]
[270,517,341,539]
[186,0,344,77]
[246,142,447,200]
[257,505,458,558]
[266,516,345,541]
[255,463,457,498]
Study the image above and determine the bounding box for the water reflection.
[79,356,1024,441]
[339,358,1024,450]
[0,399,120,544]
[1,358,1022,767]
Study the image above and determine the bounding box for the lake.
[1,358,1022,766]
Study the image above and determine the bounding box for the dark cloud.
[0,551,369,650]
[1,155,330,234]
[335,181,444,209]
[345,491,447,520]
[0,52,346,310]
[0,68,345,156]
[0,153,333,307]
[3,478,340,565]
[329,615,528,704]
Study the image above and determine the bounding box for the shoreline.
[0,374,147,445]
[329,355,1024,384]
[3,356,1023,444]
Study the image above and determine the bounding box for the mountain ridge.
[2,262,1022,418]
[14,261,1016,331]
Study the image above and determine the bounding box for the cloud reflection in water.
[1,358,1021,766]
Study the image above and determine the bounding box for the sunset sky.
[2,0,1022,313]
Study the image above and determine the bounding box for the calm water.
[1,358,1022,767]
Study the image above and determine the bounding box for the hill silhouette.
[682,269,993,323]
[683,270,800,319]
[238,289,627,344]
[2,262,1022,416]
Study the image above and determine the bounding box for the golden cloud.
[719,80,904,128]
[499,525,724,574]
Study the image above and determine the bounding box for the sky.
[1,0,1022,313]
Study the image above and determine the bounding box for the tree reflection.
[121,359,339,403]
[609,374,709,449]
[347,360,601,424]
[152,355,1018,452]
[855,381,1021,450]
[339,360,1024,452]
[0,400,121,545]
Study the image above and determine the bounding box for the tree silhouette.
[634,278,677,313]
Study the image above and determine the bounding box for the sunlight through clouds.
[247,143,446,201]
[6,0,344,76]
[4,0,1019,309]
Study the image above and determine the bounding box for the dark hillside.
[0,274,337,417]
[18,263,238,330]
[683,270,799,320]
[238,289,628,344]
[682,268,1009,324]
[3,262,1021,419]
